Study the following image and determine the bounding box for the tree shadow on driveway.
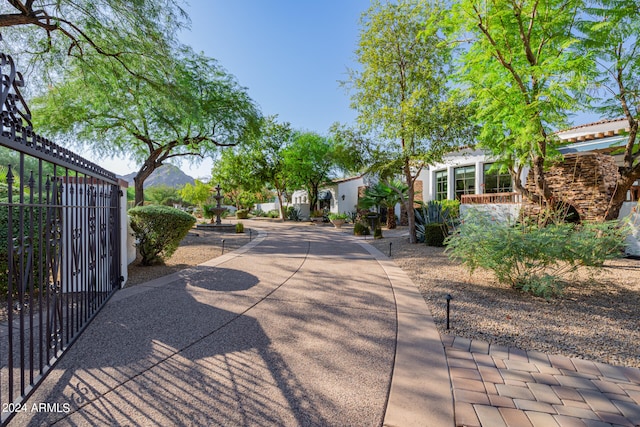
[13,266,329,427]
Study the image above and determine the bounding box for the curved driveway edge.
[10,225,399,426]
[357,239,455,427]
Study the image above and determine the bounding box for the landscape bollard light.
[249,229,252,242]
[389,241,392,257]
[221,239,226,255]
[445,294,453,330]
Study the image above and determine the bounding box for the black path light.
[221,239,226,255]
[389,241,392,257]
[445,294,453,330]
[249,229,252,242]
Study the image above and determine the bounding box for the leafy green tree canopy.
[31,45,262,206]
[0,0,187,79]
[448,0,593,207]
[283,131,350,211]
[347,0,474,242]
[180,179,213,208]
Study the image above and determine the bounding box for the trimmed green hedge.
[424,223,447,247]
[129,205,196,266]
[1,200,46,298]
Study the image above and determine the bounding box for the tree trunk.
[134,177,145,207]
[276,189,286,221]
[309,182,320,212]
[605,172,639,220]
[606,120,639,220]
[386,206,397,229]
[404,159,417,243]
[133,161,158,207]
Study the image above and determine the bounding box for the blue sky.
[99,0,371,179]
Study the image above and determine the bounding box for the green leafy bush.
[328,212,349,220]
[373,227,383,239]
[353,222,370,236]
[439,199,460,220]
[446,209,628,298]
[423,223,447,247]
[1,201,46,299]
[129,205,196,266]
[267,209,280,218]
[236,222,244,233]
[236,209,249,219]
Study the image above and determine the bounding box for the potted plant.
[328,212,348,228]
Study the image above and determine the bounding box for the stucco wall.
[335,177,364,215]
[619,201,640,257]
[460,203,522,224]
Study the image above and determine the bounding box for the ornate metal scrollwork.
[46,177,64,350]
[0,41,33,129]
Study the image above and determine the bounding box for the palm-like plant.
[358,180,408,229]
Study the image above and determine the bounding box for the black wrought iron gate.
[1,51,122,425]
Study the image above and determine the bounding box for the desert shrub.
[252,209,266,217]
[439,199,460,220]
[287,206,301,221]
[423,223,447,247]
[236,209,249,219]
[373,227,383,239]
[353,222,370,236]
[446,209,628,298]
[236,222,244,233]
[267,209,280,218]
[129,205,196,266]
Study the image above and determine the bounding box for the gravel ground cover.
[126,228,253,286]
[367,230,640,368]
[4,222,637,370]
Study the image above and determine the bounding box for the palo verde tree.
[0,0,187,80]
[449,0,594,212]
[32,45,261,206]
[347,0,474,243]
[283,131,348,212]
[210,116,294,217]
[249,116,295,219]
[180,179,213,209]
[580,0,640,219]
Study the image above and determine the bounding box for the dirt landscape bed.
[126,228,253,286]
[368,234,640,368]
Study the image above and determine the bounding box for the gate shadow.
[12,266,328,426]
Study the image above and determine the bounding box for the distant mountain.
[118,164,195,188]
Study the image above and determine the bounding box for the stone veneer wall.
[522,152,619,221]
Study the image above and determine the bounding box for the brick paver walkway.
[442,335,640,427]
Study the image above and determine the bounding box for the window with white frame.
[435,170,448,200]
[483,163,512,193]
[454,165,475,199]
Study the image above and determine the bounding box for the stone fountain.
[196,184,235,231]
